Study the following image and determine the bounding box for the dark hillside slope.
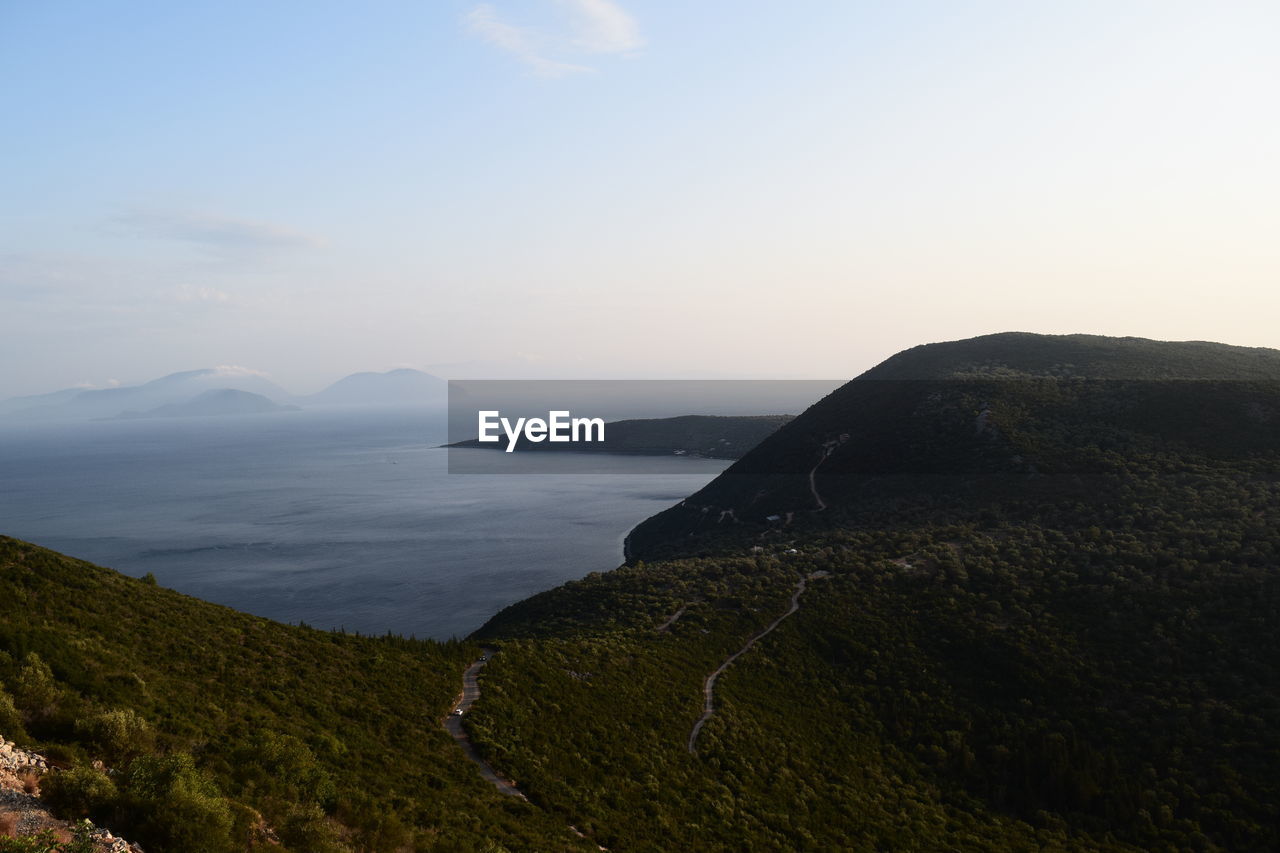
[470,334,1280,851]
[866,332,1280,381]
[627,333,1280,559]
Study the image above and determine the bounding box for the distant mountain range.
[115,389,300,420]
[302,368,445,408]
[0,367,445,422]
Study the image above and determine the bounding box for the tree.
[75,708,154,765]
[41,766,117,821]
[0,684,28,741]
[119,753,235,852]
[13,654,59,723]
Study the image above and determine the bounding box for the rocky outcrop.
[0,738,49,774]
[0,736,141,852]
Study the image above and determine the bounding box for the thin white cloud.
[116,209,322,258]
[559,0,643,54]
[464,4,591,78]
[213,365,269,378]
[464,1,642,76]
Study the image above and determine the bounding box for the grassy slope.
[0,536,590,852]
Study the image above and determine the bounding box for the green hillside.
[5,333,1280,851]
[470,334,1280,851]
[0,537,591,851]
[627,333,1280,558]
[864,332,1280,381]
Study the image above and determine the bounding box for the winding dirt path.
[656,603,689,633]
[688,573,823,754]
[807,441,838,511]
[444,648,527,799]
[444,651,610,849]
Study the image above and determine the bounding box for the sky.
[2,0,1278,397]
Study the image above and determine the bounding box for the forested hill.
[471,333,1280,851]
[863,332,1280,381]
[0,536,593,851]
[626,333,1280,559]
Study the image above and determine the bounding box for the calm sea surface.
[0,410,728,639]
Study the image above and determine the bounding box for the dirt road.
[688,574,814,754]
[444,649,527,799]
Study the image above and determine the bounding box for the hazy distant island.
[304,367,445,408]
[114,388,300,420]
[445,413,794,458]
[0,367,445,423]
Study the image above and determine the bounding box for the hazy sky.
[2,1,1277,397]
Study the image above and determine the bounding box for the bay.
[0,410,727,639]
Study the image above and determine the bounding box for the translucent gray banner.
[446,379,842,473]
[445,377,1280,474]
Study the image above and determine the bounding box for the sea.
[0,409,728,640]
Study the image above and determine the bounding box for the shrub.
[232,731,335,808]
[119,753,235,852]
[0,830,60,853]
[0,685,27,742]
[277,803,345,852]
[41,765,118,821]
[0,822,93,853]
[338,796,412,852]
[18,768,40,795]
[75,708,154,765]
[12,655,59,722]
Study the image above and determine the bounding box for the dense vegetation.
[629,333,1280,557]
[0,537,592,851]
[5,333,1279,851]
[467,334,1280,851]
[474,481,1280,850]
